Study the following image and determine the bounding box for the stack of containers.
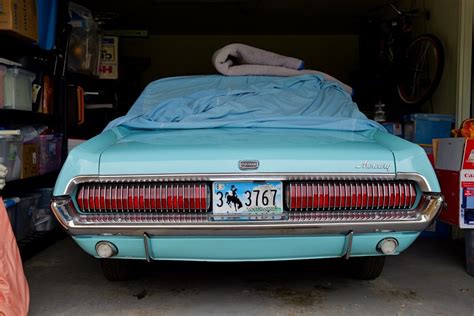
[0,129,63,180]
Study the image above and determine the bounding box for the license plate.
[212,181,283,219]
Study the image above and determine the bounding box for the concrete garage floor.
[25,238,473,315]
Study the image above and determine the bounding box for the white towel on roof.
[211,43,352,94]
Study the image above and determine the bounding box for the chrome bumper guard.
[51,193,444,236]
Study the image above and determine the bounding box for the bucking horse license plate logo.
[212,181,283,219]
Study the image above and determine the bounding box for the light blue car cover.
[105,74,385,132]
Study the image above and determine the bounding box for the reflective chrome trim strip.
[396,172,431,191]
[343,230,354,259]
[62,172,433,195]
[143,233,152,262]
[51,193,443,236]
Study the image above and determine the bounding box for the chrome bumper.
[51,193,444,236]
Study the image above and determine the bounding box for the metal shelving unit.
[0,109,56,125]
[1,12,70,259]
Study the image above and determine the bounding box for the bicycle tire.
[397,33,445,105]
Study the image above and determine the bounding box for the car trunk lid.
[98,128,395,175]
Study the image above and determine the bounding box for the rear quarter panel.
[373,130,440,192]
[53,127,131,196]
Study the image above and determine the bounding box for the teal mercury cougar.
[51,75,443,281]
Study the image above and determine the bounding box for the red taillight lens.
[287,181,417,211]
[77,182,210,213]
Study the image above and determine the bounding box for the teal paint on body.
[99,128,395,175]
[372,130,440,192]
[53,127,131,196]
[73,232,420,261]
[54,126,439,195]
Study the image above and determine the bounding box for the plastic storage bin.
[0,134,23,181]
[4,197,20,231]
[404,113,455,144]
[34,213,57,231]
[37,0,58,50]
[0,64,6,108]
[38,134,62,174]
[3,67,35,111]
[15,194,41,241]
[383,122,403,137]
[68,3,101,76]
[34,188,53,209]
[33,188,57,232]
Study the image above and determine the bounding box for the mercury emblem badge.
[239,160,260,170]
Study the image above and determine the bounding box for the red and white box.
[98,36,119,79]
[435,138,474,228]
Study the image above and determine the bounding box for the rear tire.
[345,256,385,280]
[100,259,143,281]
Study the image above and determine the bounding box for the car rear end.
[51,127,443,280]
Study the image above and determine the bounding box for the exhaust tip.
[376,238,399,255]
[95,241,118,258]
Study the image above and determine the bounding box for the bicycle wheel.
[397,33,445,105]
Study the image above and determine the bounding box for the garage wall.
[399,0,474,122]
[404,0,461,115]
[120,35,359,87]
[423,0,460,115]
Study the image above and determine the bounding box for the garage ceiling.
[75,0,403,34]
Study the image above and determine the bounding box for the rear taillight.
[287,181,417,211]
[77,182,210,213]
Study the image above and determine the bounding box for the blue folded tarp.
[105,74,385,132]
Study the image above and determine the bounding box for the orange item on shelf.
[39,75,54,114]
[452,119,474,138]
[0,197,29,316]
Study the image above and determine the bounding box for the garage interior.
[1,0,474,314]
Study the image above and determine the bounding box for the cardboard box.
[0,0,38,41]
[22,142,38,178]
[434,138,465,171]
[98,36,118,79]
[435,138,474,228]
